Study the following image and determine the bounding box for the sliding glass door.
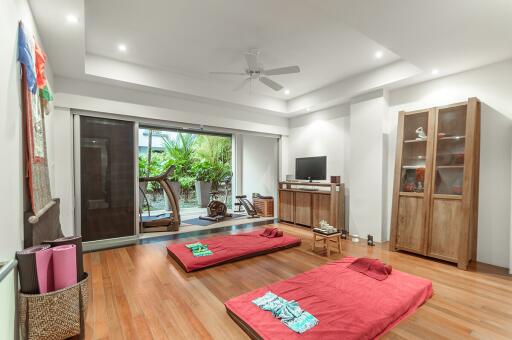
[79,116,135,241]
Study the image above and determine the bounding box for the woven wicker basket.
[19,272,89,340]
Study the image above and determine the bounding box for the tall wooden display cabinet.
[390,98,480,269]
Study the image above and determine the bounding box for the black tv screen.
[295,156,326,181]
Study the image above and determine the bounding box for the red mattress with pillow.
[225,257,433,340]
[167,229,301,272]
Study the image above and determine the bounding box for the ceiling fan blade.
[259,76,283,91]
[263,65,300,76]
[233,78,251,91]
[244,52,259,70]
[210,71,246,76]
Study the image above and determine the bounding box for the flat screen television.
[295,156,326,181]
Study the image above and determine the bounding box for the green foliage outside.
[138,131,232,205]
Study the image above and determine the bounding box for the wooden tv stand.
[278,181,345,231]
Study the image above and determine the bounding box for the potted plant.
[193,160,213,208]
[179,176,196,202]
[162,133,197,203]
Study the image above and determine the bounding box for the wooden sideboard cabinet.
[390,98,480,270]
[278,182,345,231]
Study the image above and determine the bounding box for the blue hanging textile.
[18,22,37,94]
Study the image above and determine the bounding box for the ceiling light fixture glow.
[375,51,383,59]
[118,44,127,52]
[306,107,311,112]
[284,89,290,95]
[66,14,78,23]
[431,68,439,75]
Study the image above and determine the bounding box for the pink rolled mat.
[52,244,77,290]
[35,247,54,293]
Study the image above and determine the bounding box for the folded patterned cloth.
[283,311,319,334]
[185,242,213,257]
[253,292,287,312]
[252,291,318,334]
[273,300,303,321]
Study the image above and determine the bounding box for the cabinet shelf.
[404,139,427,143]
[436,165,464,169]
[402,165,425,169]
[399,192,424,197]
[438,135,465,141]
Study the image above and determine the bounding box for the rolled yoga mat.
[15,244,51,294]
[52,244,77,290]
[35,247,54,294]
[43,235,84,281]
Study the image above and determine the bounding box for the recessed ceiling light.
[66,14,78,24]
[284,89,290,95]
[375,51,383,59]
[118,44,127,52]
[431,68,439,75]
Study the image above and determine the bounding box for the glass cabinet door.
[433,105,467,195]
[400,111,429,194]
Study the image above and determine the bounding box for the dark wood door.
[80,116,135,241]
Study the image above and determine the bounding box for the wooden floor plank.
[84,223,512,340]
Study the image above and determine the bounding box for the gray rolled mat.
[43,236,84,281]
[16,244,51,294]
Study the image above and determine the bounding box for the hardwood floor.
[83,223,512,340]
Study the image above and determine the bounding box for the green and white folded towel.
[186,242,213,257]
[252,291,318,334]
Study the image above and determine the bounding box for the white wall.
[287,105,350,181]
[0,268,16,340]
[242,135,279,214]
[348,95,388,242]
[54,77,289,136]
[387,59,512,268]
[0,0,53,262]
[0,0,53,335]
[46,107,75,236]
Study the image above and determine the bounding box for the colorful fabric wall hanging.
[18,21,54,216]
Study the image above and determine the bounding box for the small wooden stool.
[312,231,342,257]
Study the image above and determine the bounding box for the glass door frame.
[72,110,255,244]
[391,108,436,254]
[137,124,235,211]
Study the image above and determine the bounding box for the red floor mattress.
[166,230,301,272]
[225,257,433,340]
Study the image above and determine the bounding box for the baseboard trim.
[83,235,139,252]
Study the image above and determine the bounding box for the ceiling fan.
[210,50,300,92]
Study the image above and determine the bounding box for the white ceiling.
[85,0,399,99]
[323,0,512,77]
[29,0,512,116]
